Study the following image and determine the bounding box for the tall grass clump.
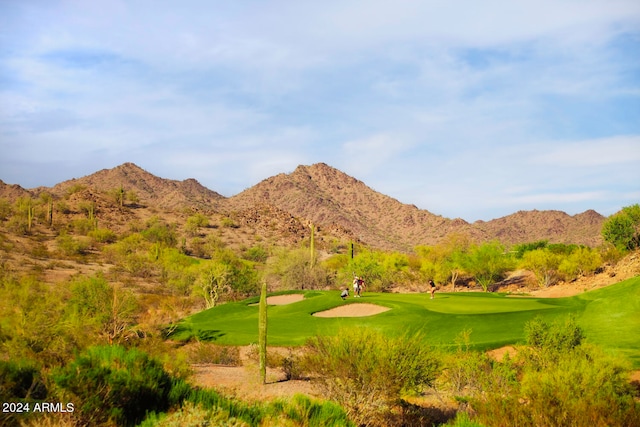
[266,394,354,427]
[305,327,441,426]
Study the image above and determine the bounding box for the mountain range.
[0,162,605,251]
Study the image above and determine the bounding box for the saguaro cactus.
[309,222,316,269]
[26,200,34,233]
[258,280,268,384]
[47,197,53,227]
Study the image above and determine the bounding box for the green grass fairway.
[173,277,640,366]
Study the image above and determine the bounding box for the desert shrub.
[0,275,73,366]
[599,242,626,265]
[465,316,640,427]
[305,327,440,427]
[220,216,238,228]
[103,233,158,277]
[67,274,139,345]
[518,345,639,427]
[191,251,260,307]
[0,360,47,401]
[558,246,602,281]
[0,360,49,427]
[142,217,177,247]
[439,330,495,396]
[243,245,269,262]
[185,213,210,236]
[282,350,306,381]
[184,342,241,365]
[56,232,90,256]
[52,345,181,426]
[72,217,96,235]
[0,198,11,221]
[89,227,118,244]
[522,316,584,369]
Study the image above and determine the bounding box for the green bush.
[89,227,118,244]
[558,246,602,281]
[464,316,640,427]
[305,328,440,426]
[523,316,584,368]
[56,232,90,256]
[0,360,47,401]
[53,345,181,426]
[243,245,269,262]
[602,204,640,251]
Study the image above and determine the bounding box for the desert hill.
[226,163,604,249]
[47,162,225,210]
[1,162,605,251]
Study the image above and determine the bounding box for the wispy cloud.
[531,136,640,167]
[1,0,638,220]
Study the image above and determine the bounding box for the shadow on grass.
[196,330,226,341]
[165,325,226,342]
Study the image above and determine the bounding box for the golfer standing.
[429,280,436,299]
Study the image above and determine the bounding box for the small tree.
[462,241,512,291]
[520,248,561,287]
[68,275,139,344]
[602,204,640,251]
[194,261,231,309]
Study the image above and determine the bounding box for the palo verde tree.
[602,204,640,252]
[520,248,561,287]
[462,241,513,292]
[67,274,139,345]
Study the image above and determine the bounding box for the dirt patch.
[313,303,390,318]
[487,345,518,361]
[190,346,320,402]
[191,364,319,401]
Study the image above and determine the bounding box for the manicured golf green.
[173,277,640,366]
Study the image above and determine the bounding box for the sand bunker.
[266,294,305,305]
[313,303,390,318]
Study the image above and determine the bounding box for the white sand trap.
[313,303,390,318]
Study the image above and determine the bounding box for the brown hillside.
[0,180,32,200]
[228,163,605,250]
[472,209,604,247]
[49,162,225,210]
[228,163,450,250]
[2,162,606,251]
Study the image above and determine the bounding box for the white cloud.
[341,133,416,175]
[1,0,638,221]
[532,136,640,167]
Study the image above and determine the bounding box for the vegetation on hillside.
[0,178,638,427]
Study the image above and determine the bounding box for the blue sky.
[1,0,639,221]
